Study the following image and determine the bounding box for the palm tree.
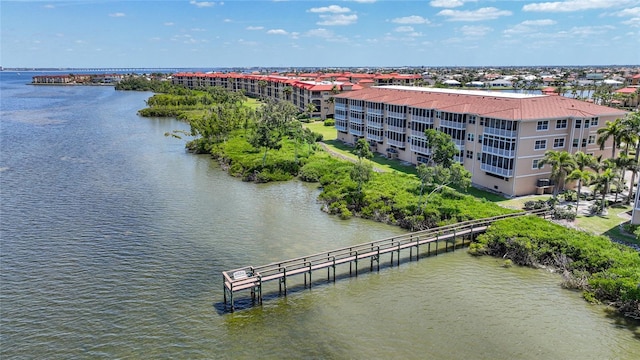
[592,162,618,214]
[567,168,593,214]
[283,86,293,101]
[537,150,576,198]
[566,151,597,214]
[597,118,624,159]
[621,112,640,204]
[257,80,268,99]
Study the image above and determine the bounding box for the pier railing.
[222,209,550,311]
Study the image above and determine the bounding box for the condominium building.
[334,86,627,197]
[171,72,421,120]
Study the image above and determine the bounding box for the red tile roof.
[334,87,626,120]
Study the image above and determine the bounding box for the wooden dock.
[222,210,549,311]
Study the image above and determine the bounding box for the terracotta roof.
[615,87,639,94]
[334,87,627,120]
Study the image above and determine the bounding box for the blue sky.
[2,0,639,68]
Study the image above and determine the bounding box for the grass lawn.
[303,121,337,141]
[576,205,638,244]
[302,122,639,245]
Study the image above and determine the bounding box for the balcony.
[387,125,406,133]
[367,121,384,129]
[411,129,426,138]
[410,144,431,155]
[349,128,364,137]
[367,108,383,115]
[481,145,516,158]
[387,138,406,148]
[484,127,517,138]
[367,133,384,142]
[349,116,364,125]
[439,119,466,130]
[411,115,434,125]
[388,111,406,119]
[480,163,513,177]
[335,122,348,132]
[350,105,363,112]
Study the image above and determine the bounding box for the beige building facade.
[171,72,422,120]
[334,86,627,197]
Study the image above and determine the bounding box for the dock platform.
[222,210,549,311]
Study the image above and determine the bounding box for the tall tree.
[424,129,457,168]
[566,151,597,214]
[597,117,624,159]
[621,112,640,204]
[537,150,576,198]
[592,161,618,214]
[350,138,374,195]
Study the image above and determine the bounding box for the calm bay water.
[1,72,638,359]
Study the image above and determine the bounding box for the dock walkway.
[222,210,549,311]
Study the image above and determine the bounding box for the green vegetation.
[115,76,175,92]
[134,82,639,319]
[471,216,640,318]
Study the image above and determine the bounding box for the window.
[466,150,473,159]
[584,119,590,128]
[467,133,474,142]
[534,140,547,150]
[553,138,565,148]
[582,139,587,147]
[478,135,483,143]
[477,152,482,161]
[575,119,582,128]
[573,139,579,148]
[588,135,596,144]
[537,121,549,131]
[532,159,541,169]
[556,119,568,129]
[591,118,599,127]
[469,116,476,124]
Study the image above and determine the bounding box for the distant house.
[489,79,512,87]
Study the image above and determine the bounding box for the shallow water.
[1,72,638,359]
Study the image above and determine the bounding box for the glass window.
[535,140,547,150]
[537,121,549,131]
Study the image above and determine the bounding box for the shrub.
[324,119,335,126]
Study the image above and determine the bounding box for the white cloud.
[305,28,347,42]
[317,14,358,26]
[523,0,637,12]
[395,26,415,32]
[306,28,334,38]
[351,0,376,3]
[391,15,430,24]
[504,19,556,34]
[613,7,640,16]
[109,12,125,17]
[437,7,512,21]
[164,22,175,26]
[308,5,351,13]
[566,25,615,36]
[190,1,216,8]
[622,17,640,27]
[459,25,492,36]
[430,0,476,8]
[246,26,264,31]
[43,4,55,9]
[267,29,288,35]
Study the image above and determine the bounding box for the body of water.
[1,72,638,359]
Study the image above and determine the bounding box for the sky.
[1,0,639,68]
